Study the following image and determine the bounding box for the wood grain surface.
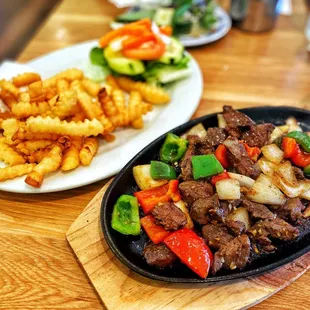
[66,182,310,310]
[0,0,309,309]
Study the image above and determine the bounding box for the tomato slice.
[159,26,173,36]
[211,171,230,185]
[215,144,229,168]
[122,33,155,49]
[122,36,166,60]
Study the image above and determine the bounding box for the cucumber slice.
[153,8,175,26]
[156,67,191,84]
[159,38,184,65]
[116,9,155,23]
[104,46,145,76]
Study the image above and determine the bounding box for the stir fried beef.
[179,135,197,181]
[204,128,227,148]
[143,243,177,268]
[274,198,305,222]
[152,202,187,231]
[241,124,275,148]
[248,218,299,250]
[226,219,246,235]
[190,195,219,225]
[212,234,251,274]
[202,224,234,250]
[223,137,261,179]
[223,106,255,138]
[209,199,238,222]
[242,199,275,221]
[179,180,214,206]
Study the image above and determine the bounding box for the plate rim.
[101,105,310,283]
[0,41,203,194]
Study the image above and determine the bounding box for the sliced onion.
[227,207,250,231]
[257,157,277,177]
[269,127,284,143]
[246,174,286,205]
[181,123,206,139]
[261,144,284,164]
[227,172,255,189]
[217,114,227,129]
[216,179,241,200]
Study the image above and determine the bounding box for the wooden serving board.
[66,181,310,310]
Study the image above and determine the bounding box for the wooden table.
[1,0,310,309]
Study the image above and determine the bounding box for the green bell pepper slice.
[160,133,188,163]
[90,47,107,66]
[286,131,310,153]
[111,195,141,235]
[303,164,310,177]
[192,154,224,180]
[150,161,177,180]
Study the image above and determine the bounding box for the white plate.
[0,40,202,193]
[111,6,231,47]
[178,6,231,47]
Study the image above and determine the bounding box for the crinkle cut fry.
[43,68,84,88]
[25,145,63,188]
[0,164,36,182]
[12,128,61,142]
[98,88,118,117]
[61,137,83,171]
[12,101,50,119]
[0,89,17,109]
[0,79,19,98]
[106,75,120,89]
[115,76,170,104]
[1,118,22,144]
[81,78,101,96]
[13,72,41,87]
[79,137,99,166]
[16,140,55,155]
[0,142,26,166]
[25,116,104,136]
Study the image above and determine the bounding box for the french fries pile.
[0,69,170,188]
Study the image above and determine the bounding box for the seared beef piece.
[223,137,261,179]
[274,198,305,222]
[293,167,305,180]
[248,218,299,250]
[152,202,187,231]
[295,218,310,237]
[212,234,251,274]
[143,243,177,268]
[241,123,275,148]
[204,128,227,148]
[242,199,275,220]
[190,195,219,225]
[179,135,197,181]
[223,106,255,138]
[179,180,214,207]
[202,224,234,250]
[226,219,246,235]
[209,199,239,222]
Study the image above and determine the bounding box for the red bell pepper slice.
[140,215,171,244]
[243,143,261,162]
[164,228,213,279]
[215,144,229,168]
[134,180,181,214]
[291,144,310,167]
[211,171,230,185]
[282,137,298,158]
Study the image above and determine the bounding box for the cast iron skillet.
[101,106,310,283]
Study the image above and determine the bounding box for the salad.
[88,18,191,85]
[110,106,310,279]
[114,0,218,38]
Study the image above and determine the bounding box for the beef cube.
[212,234,251,274]
[248,218,299,250]
[293,167,306,180]
[204,128,227,148]
[143,243,177,268]
[242,199,275,220]
[224,137,261,179]
[152,202,187,231]
[241,123,275,148]
[223,106,255,138]
[179,180,214,207]
[226,219,246,235]
[190,195,219,225]
[202,224,234,250]
[275,198,305,222]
